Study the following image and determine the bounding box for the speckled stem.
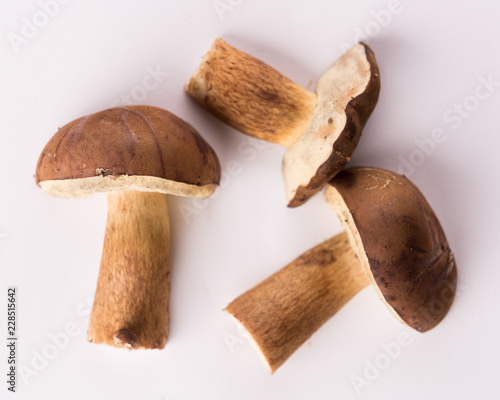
[87,191,170,350]
[225,232,369,372]
[186,38,317,147]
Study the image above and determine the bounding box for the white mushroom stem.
[87,191,170,349]
[225,232,370,373]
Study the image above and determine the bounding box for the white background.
[1,1,499,399]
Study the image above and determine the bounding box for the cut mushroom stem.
[186,38,317,147]
[87,191,170,349]
[225,232,369,373]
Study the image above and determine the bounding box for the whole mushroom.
[186,38,380,207]
[36,105,221,349]
[226,167,457,372]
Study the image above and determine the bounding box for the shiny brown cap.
[35,105,221,198]
[325,167,457,332]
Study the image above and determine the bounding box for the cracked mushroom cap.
[324,167,457,332]
[284,43,380,207]
[35,105,221,198]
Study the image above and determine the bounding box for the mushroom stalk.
[186,38,317,147]
[225,232,369,373]
[87,191,170,350]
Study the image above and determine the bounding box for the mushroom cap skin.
[36,105,221,198]
[284,43,380,207]
[325,167,457,332]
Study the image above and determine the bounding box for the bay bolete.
[186,38,380,207]
[36,105,221,349]
[226,167,456,372]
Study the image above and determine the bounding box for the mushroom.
[35,105,221,349]
[186,38,380,207]
[226,232,367,373]
[226,167,457,372]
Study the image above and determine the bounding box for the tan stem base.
[87,191,170,350]
[225,232,369,372]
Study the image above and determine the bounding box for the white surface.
[1,1,499,399]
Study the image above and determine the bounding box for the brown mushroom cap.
[324,167,457,332]
[36,105,221,198]
[284,43,380,207]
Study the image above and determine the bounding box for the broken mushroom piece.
[186,38,380,207]
[226,232,369,373]
[226,167,456,372]
[325,167,457,331]
[36,105,221,349]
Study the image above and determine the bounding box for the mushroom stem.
[87,191,170,349]
[225,232,369,373]
[186,38,317,147]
